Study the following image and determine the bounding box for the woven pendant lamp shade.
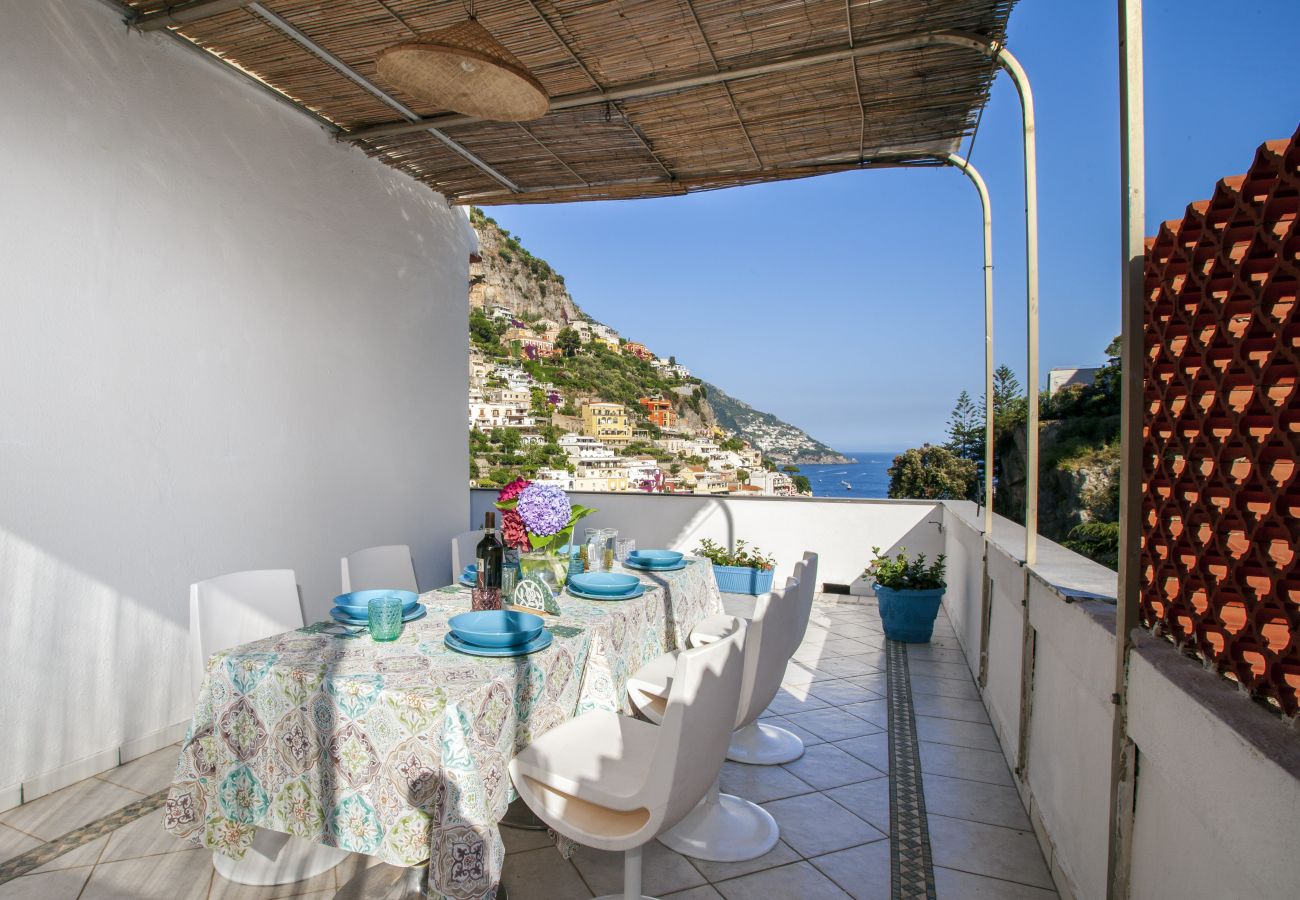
[377,18,548,121]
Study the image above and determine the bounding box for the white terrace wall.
[940,504,1300,900]
[0,0,472,805]
[469,490,944,588]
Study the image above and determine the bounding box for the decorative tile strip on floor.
[0,789,169,884]
[887,639,937,900]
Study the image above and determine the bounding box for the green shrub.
[864,547,947,590]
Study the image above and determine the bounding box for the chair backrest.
[789,551,820,654]
[735,577,801,729]
[189,569,303,696]
[646,617,747,832]
[342,544,418,593]
[451,529,486,581]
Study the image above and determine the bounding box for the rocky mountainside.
[705,383,852,464]
[469,209,852,465]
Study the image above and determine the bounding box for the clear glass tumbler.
[616,539,636,563]
[600,528,618,571]
[368,595,404,642]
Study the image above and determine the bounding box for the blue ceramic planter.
[875,584,945,643]
[712,564,775,595]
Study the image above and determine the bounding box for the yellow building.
[581,401,633,447]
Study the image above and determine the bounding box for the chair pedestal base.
[212,828,349,886]
[657,783,779,863]
[726,721,804,765]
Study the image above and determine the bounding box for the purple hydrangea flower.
[515,483,572,537]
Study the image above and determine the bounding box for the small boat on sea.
[841,480,852,490]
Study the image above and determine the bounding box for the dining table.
[163,556,724,899]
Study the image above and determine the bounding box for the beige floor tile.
[922,774,1031,831]
[809,839,892,900]
[783,708,881,743]
[0,778,143,841]
[571,840,704,897]
[907,645,968,664]
[760,793,884,858]
[98,809,194,863]
[918,742,1014,787]
[933,865,1058,898]
[911,694,991,725]
[502,822,559,855]
[764,688,830,717]
[686,839,800,884]
[841,699,889,728]
[843,672,889,697]
[81,846,214,899]
[807,679,883,706]
[500,846,591,900]
[914,716,1001,752]
[332,860,408,898]
[813,655,885,679]
[926,815,1053,890]
[828,624,880,640]
[820,638,874,656]
[96,746,180,795]
[781,743,884,791]
[32,835,109,872]
[833,734,890,773]
[714,860,851,899]
[0,864,92,899]
[0,825,40,864]
[719,762,814,804]
[782,663,839,688]
[825,778,891,835]
[663,886,724,899]
[907,660,973,681]
[909,674,982,701]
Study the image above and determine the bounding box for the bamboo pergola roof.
[120,0,1016,205]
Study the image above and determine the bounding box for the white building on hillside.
[558,432,613,462]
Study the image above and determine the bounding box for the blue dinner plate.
[622,558,688,573]
[331,603,427,626]
[628,549,684,568]
[334,590,419,615]
[444,629,553,657]
[568,572,641,596]
[567,583,646,602]
[449,610,544,648]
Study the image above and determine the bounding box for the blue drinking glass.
[368,595,404,642]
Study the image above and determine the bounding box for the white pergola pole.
[937,35,1041,565]
[1108,0,1146,895]
[993,47,1041,566]
[946,154,996,535]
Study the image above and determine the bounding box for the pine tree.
[945,391,983,463]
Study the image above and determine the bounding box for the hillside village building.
[581,401,633,447]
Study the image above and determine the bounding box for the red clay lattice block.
[1142,127,1300,717]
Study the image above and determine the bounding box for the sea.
[799,451,898,499]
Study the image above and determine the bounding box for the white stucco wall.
[469,490,944,589]
[0,0,472,801]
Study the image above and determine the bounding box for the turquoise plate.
[622,559,688,573]
[566,583,646,602]
[444,629,553,657]
[330,603,427,626]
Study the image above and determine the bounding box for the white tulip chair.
[680,552,820,765]
[341,543,418,593]
[625,578,800,862]
[451,529,486,581]
[509,618,747,900]
[189,570,349,885]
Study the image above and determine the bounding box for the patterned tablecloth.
[164,558,723,899]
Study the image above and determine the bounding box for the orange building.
[639,396,676,429]
[624,341,653,360]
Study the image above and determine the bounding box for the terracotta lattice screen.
[1142,129,1299,716]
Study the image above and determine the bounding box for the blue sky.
[480,1,1298,453]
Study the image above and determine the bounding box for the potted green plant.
[695,539,776,595]
[865,546,947,643]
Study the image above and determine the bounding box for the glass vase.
[519,547,570,593]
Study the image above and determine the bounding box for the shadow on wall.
[0,526,189,793]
